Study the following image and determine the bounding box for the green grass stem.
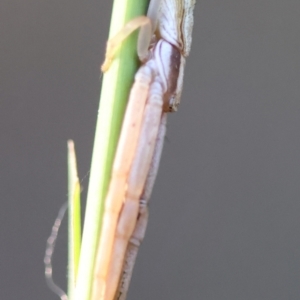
[74,1,149,299]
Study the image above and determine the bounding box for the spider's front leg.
[103,61,165,300]
[108,39,183,300]
[92,62,153,300]
[115,113,167,300]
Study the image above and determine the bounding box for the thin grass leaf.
[67,140,81,300]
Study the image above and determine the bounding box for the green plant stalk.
[74,1,149,299]
[67,140,81,300]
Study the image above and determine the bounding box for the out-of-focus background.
[1,1,300,299]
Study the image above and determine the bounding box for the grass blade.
[67,140,81,300]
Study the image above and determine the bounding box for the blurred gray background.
[1,1,300,299]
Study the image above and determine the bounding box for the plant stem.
[74,1,149,299]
